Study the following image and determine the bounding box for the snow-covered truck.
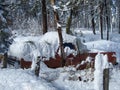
[8,31,116,69]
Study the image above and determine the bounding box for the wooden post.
[2,52,8,68]
[51,0,65,67]
[103,68,109,90]
[35,56,41,77]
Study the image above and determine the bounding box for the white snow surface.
[0,68,56,90]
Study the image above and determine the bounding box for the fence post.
[35,56,41,77]
[103,68,109,90]
[2,52,8,68]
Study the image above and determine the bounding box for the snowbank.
[85,40,120,62]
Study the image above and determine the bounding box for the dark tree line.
[0,0,120,34]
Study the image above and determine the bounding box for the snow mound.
[8,31,82,61]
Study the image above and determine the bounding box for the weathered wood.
[2,52,7,68]
[66,9,73,34]
[42,0,48,34]
[90,0,96,35]
[8,56,20,67]
[103,69,109,90]
[99,1,104,39]
[51,0,65,67]
[35,56,41,77]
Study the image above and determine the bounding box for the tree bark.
[118,5,120,34]
[35,56,41,77]
[99,2,104,39]
[2,52,7,68]
[104,0,110,40]
[66,9,73,34]
[115,1,120,34]
[51,0,65,67]
[103,69,109,90]
[119,16,120,34]
[42,0,48,34]
[90,1,96,35]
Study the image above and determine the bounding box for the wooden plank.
[103,69,109,90]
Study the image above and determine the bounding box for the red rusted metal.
[10,52,116,69]
[44,52,116,70]
[20,58,32,69]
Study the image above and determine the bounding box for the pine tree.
[0,0,12,53]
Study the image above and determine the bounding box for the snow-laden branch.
[52,5,60,11]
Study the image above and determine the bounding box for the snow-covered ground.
[0,64,120,90]
[0,29,120,90]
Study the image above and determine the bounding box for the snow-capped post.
[35,56,41,77]
[94,53,103,90]
[51,0,65,67]
[94,53,109,90]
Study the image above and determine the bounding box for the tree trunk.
[106,16,110,40]
[118,15,120,34]
[51,0,65,67]
[91,16,96,35]
[118,9,120,34]
[115,0,120,34]
[99,2,104,39]
[104,0,111,40]
[42,0,48,34]
[66,9,73,34]
[90,1,96,34]
[58,27,66,67]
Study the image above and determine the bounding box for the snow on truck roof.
[8,31,80,61]
[40,31,77,44]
